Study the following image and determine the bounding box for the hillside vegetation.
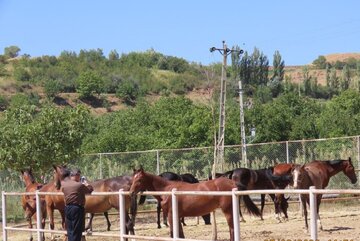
[1,46,360,173]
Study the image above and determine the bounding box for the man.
[61,168,93,241]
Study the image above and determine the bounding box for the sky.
[1,1,360,66]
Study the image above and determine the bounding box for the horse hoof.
[157,225,161,229]
[240,219,246,223]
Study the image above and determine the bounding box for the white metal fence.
[3,188,360,241]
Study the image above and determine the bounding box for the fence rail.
[3,188,360,241]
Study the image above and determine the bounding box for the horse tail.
[130,192,138,228]
[236,184,261,217]
[138,195,146,205]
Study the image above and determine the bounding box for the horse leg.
[168,212,184,239]
[181,217,186,226]
[317,195,323,230]
[157,200,162,228]
[162,206,169,227]
[280,195,289,221]
[301,195,308,232]
[260,194,266,220]
[28,213,34,241]
[85,213,94,231]
[239,198,246,222]
[221,205,235,241]
[104,212,111,231]
[202,213,211,225]
[269,193,281,222]
[46,205,56,241]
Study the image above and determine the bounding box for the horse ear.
[348,157,352,163]
[139,165,144,172]
[52,164,57,170]
[21,170,24,175]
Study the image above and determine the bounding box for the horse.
[155,172,211,228]
[270,163,299,220]
[38,169,67,241]
[213,167,290,222]
[52,164,135,237]
[291,157,357,231]
[130,167,262,241]
[21,168,47,241]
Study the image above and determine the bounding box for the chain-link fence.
[77,135,360,188]
[1,135,360,221]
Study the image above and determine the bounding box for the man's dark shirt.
[61,179,93,206]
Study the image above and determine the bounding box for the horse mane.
[327,159,343,166]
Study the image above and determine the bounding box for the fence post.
[309,186,317,240]
[171,188,179,240]
[232,188,240,241]
[99,153,103,179]
[357,136,360,185]
[119,189,126,241]
[2,191,7,241]
[286,141,290,163]
[156,150,160,175]
[36,190,42,241]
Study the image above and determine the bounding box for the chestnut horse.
[52,164,135,236]
[21,168,47,241]
[130,167,262,241]
[38,171,66,241]
[292,158,357,231]
[155,172,211,228]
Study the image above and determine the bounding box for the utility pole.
[210,41,243,171]
[238,80,248,167]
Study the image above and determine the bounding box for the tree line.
[1,45,360,174]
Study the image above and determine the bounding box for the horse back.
[161,177,234,217]
[304,162,329,188]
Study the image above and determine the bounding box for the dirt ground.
[2,199,360,241]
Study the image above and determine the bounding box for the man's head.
[70,168,81,182]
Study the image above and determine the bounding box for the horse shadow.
[323,226,353,232]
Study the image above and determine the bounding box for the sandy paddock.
[2,199,360,241]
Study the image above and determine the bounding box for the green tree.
[4,45,21,58]
[340,64,351,91]
[0,105,91,173]
[116,79,140,105]
[76,71,104,98]
[108,49,119,61]
[272,50,285,81]
[318,90,360,137]
[44,79,62,99]
[312,55,327,69]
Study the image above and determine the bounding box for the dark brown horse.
[214,167,289,222]
[21,168,47,241]
[130,167,261,241]
[155,172,211,228]
[52,164,135,236]
[270,163,299,220]
[291,158,357,231]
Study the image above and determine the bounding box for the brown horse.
[130,167,262,241]
[154,171,211,228]
[291,158,357,231]
[21,168,47,241]
[52,164,135,236]
[39,169,66,241]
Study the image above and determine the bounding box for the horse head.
[21,168,36,186]
[291,164,306,189]
[343,157,357,184]
[52,164,70,190]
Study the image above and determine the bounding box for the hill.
[1,52,360,114]
[283,52,360,86]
